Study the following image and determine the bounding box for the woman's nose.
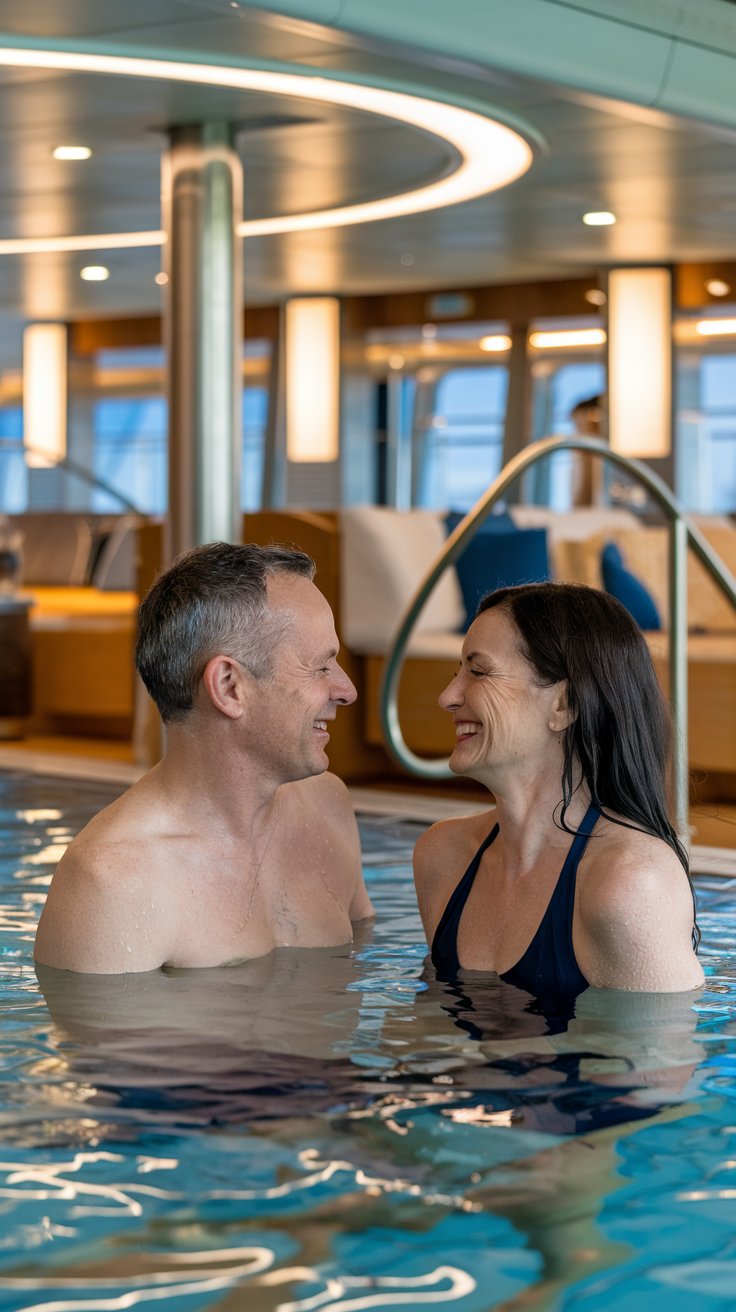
[439,676,463,711]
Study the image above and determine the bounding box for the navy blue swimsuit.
[431,803,601,997]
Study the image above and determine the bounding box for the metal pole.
[669,515,689,837]
[163,123,243,560]
[500,323,530,504]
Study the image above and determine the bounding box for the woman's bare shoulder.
[581,815,687,894]
[413,810,494,942]
[416,808,495,858]
[576,817,702,991]
[414,809,495,887]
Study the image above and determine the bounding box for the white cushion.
[404,630,465,659]
[340,506,464,654]
[509,505,640,542]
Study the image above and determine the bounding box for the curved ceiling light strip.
[0,230,164,255]
[0,45,533,255]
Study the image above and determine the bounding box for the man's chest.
[168,841,354,966]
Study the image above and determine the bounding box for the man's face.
[249,573,357,784]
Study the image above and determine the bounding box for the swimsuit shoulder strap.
[502,801,601,995]
[431,820,499,975]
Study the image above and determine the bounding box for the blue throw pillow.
[601,541,661,631]
[445,509,516,537]
[445,512,550,628]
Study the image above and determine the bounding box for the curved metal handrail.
[0,438,143,514]
[379,435,736,834]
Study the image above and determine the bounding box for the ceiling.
[0,0,736,366]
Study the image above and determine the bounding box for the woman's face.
[439,606,567,783]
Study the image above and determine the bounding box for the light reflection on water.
[0,770,735,1311]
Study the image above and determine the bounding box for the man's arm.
[34,851,170,974]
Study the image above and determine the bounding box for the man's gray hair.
[135,541,315,722]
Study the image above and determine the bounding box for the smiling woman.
[414,581,704,997]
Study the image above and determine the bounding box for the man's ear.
[548,681,575,733]
[201,655,249,719]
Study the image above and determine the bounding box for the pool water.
[1,768,736,1312]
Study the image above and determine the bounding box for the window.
[93,395,167,513]
[529,359,606,509]
[678,352,736,513]
[416,366,508,509]
[0,407,26,513]
[242,381,268,511]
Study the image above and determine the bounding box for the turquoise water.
[1,769,736,1311]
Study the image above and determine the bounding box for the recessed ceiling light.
[479,334,512,352]
[400,253,415,266]
[80,265,109,281]
[154,271,168,286]
[388,354,405,370]
[585,288,607,306]
[705,279,731,298]
[582,211,616,226]
[52,145,92,160]
[422,324,438,339]
[0,45,534,253]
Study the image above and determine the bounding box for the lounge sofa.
[5,512,142,737]
[7,507,736,798]
[245,506,736,792]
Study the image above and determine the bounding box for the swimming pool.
[1,767,735,1312]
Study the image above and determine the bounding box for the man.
[35,542,373,973]
[570,393,605,506]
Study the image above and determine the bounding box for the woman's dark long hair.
[476,582,699,947]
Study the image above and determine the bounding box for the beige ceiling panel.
[0,0,208,37]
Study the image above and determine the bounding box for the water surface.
[1,770,735,1311]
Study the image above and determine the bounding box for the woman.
[414,583,704,995]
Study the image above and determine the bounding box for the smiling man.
[35,542,373,974]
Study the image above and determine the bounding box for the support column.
[501,323,531,505]
[163,123,243,559]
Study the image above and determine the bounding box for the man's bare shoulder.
[70,770,168,845]
[35,845,171,975]
[279,772,372,922]
[290,769,352,807]
[280,771,357,837]
[34,779,175,975]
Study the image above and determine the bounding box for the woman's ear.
[548,681,575,733]
[201,655,248,719]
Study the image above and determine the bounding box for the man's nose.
[332,663,357,706]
